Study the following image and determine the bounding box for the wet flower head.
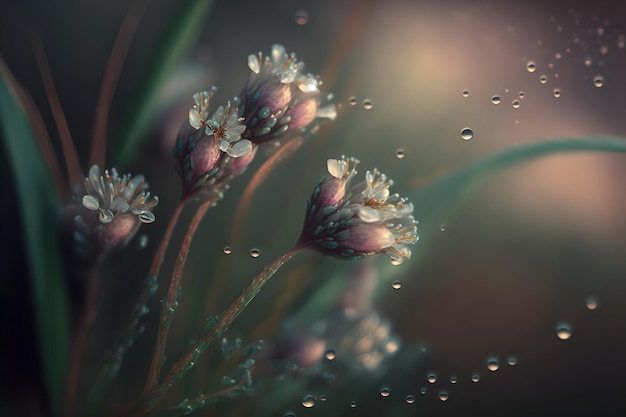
[240,44,336,144]
[298,156,418,264]
[81,165,158,224]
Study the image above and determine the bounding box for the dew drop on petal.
[223,246,232,255]
[405,395,415,404]
[349,96,357,106]
[139,234,149,249]
[294,9,309,25]
[487,357,500,371]
[586,296,598,310]
[526,61,537,72]
[593,75,604,87]
[556,322,572,340]
[553,88,561,98]
[395,148,406,159]
[250,248,260,258]
[507,356,518,366]
[491,95,501,105]
[512,100,521,109]
[460,128,473,140]
[462,90,469,97]
[392,280,402,290]
[439,391,449,402]
[324,349,336,361]
[302,395,316,408]
[471,373,480,383]
[380,388,390,397]
[427,373,437,384]
[363,99,373,110]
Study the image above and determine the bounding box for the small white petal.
[219,139,229,152]
[327,159,346,178]
[271,44,286,65]
[248,54,260,73]
[316,104,337,120]
[99,209,114,224]
[298,76,319,93]
[138,211,156,224]
[189,109,202,129]
[82,195,100,210]
[358,206,384,223]
[226,139,252,157]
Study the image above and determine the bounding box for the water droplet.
[349,96,357,106]
[512,100,521,109]
[519,91,525,99]
[471,373,480,383]
[427,373,437,383]
[491,95,501,105]
[586,296,598,310]
[439,391,449,401]
[395,148,406,159]
[294,9,309,25]
[553,88,561,98]
[392,280,402,290]
[223,246,232,255]
[325,349,336,360]
[487,357,500,371]
[320,395,327,402]
[390,258,403,266]
[405,395,415,404]
[380,388,390,397]
[555,52,562,59]
[584,56,593,67]
[556,322,572,340]
[460,128,473,140]
[349,401,357,408]
[462,90,469,97]
[363,99,373,110]
[302,395,316,408]
[284,412,295,417]
[526,61,537,72]
[507,356,518,366]
[597,27,605,36]
[539,74,548,84]
[450,375,458,384]
[600,45,608,55]
[138,234,149,249]
[250,248,260,258]
[419,387,427,395]
[593,75,604,87]
[439,225,446,232]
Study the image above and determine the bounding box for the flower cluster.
[297,157,418,264]
[240,44,336,144]
[175,44,335,200]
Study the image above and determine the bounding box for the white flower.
[81,165,158,224]
[188,87,217,129]
[204,101,251,158]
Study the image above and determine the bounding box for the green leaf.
[115,0,215,166]
[0,72,70,415]
[411,137,626,243]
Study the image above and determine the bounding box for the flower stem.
[140,246,302,414]
[89,0,151,168]
[143,198,215,395]
[64,271,99,417]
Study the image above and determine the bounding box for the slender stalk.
[148,200,185,278]
[143,198,215,395]
[139,246,301,414]
[64,272,99,417]
[89,0,152,168]
[0,57,67,201]
[29,29,81,188]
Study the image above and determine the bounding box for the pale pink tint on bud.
[189,137,221,183]
[287,98,317,130]
[317,176,346,207]
[343,224,395,254]
[227,144,257,177]
[101,213,140,250]
[258,81,292,113]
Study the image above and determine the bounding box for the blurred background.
[2,0,626,416]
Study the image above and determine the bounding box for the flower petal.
[226,139,253,157]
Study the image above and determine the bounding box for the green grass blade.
[115,0,214,166]
[0,72,70,415]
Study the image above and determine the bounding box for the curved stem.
[143,197,215,395]
[89,0,151,168]
[148,200,185,278]
[29,29,81,187]
[141,246,302,414]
